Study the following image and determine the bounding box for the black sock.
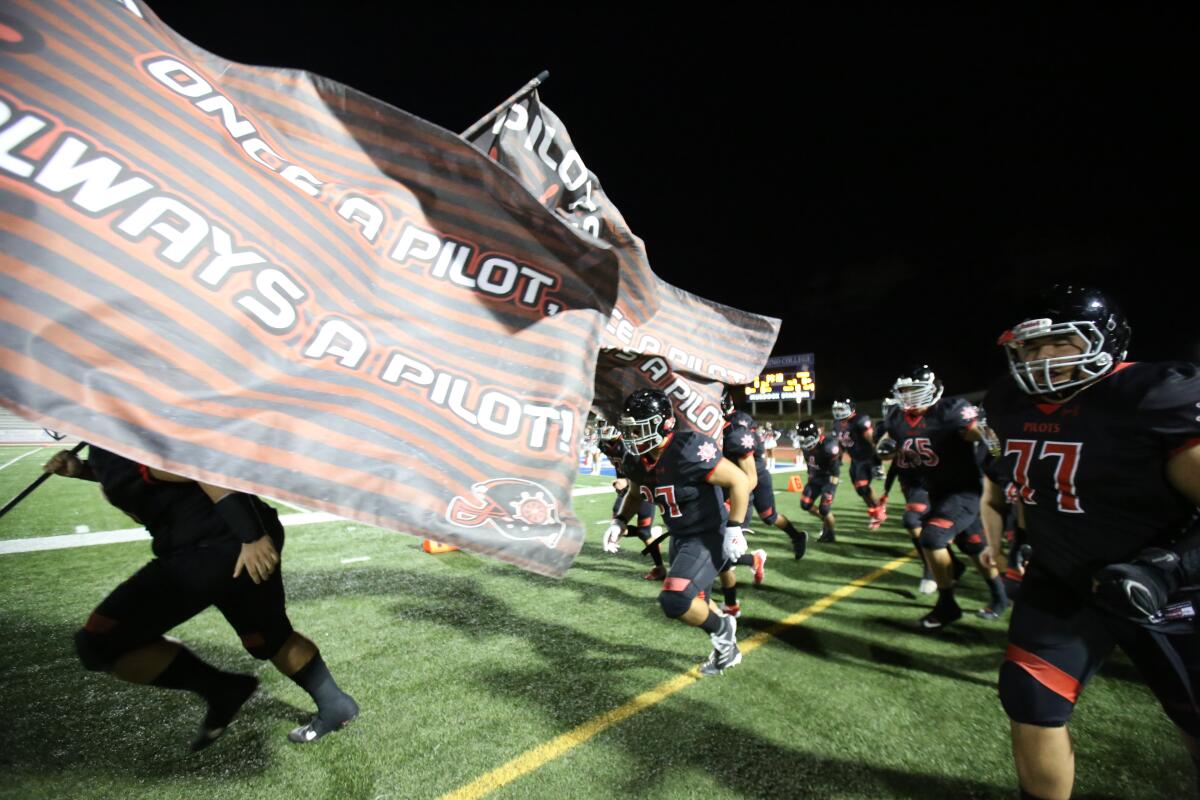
[780,520,802,540]
[289,652,356,726]
[151,646,231,700]
[699,610,723,634]
[723,586,738,606]
[649,546,664,570]
[987,575,1008,607]
[736,553,754,567]
[937,586,958,605]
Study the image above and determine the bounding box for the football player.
[44,446,359,750]
[877,426,937,594]
[832,398,888,530]
[981,285,1200,800]
[877,366,1007,628]
[596,419,664,580]
[796,419,840,544]
[723,394,810,560]
[603,389,752,676]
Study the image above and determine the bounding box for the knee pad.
[658,580,694,619]
[74,628,117,672]
[818,497,833,517]
[903,510,924,529]
[918,527,952,551]
[999,660,1074,727]
[800,497,815,512]
[855,484,873,500]
[759,507,779,526]
[239,619,294,660]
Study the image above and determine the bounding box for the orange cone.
[422,539,460,554]
[786,475,804,493]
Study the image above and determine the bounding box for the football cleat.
[752,549,768,585]
[288,696,360,744]
[719,602,742,618]
[191,674,258,752]
[976,603,1009,622]
[700,616,742,676]
[817,530,836,544]
[919,596,963,630]
[867,506,888,531]
[793,531,808,560]
[643,566,665,581]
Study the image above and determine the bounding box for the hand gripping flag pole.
[0,441,86,520]
[460,71,550,139]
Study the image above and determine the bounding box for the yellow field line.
[440,551,917,800]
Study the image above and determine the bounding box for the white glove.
[722,526,748,562]
[603,519,624,553]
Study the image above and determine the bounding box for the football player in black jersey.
[603,389,752,676]
[43,446,358,750]
[832,398,888,530]
[981,286,1200,800]
[723,394,809,561]
[596,419,665,580]
[877,366,1008,629]
[796,420,841,543]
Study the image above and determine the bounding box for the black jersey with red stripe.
[833,413,875,461]
[984,361,1200,592]
[803,435,842,481]
[883,397,982,498]
[621,430,729,537]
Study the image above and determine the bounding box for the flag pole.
[0,441,85,520]
[460,70,550,140]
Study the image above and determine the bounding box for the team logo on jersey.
[961,405,979,421]
[697,441,719,462]
[446,478,565,548]
[739,433,755,449]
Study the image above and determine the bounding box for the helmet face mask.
[796,420,821,450]
[893,366,943,412]
[619,389,676,456]
[999,285,1130,401]
[831,398,854,420]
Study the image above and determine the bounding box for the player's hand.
[1093,549,1180,621]
[43,450,83,477]
[234,535,279,584]
[875,438,896,459]
[602,519,624,553]
[979,546,1001,572]
[722,526,748,562]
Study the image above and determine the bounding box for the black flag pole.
[460,70,550,140]
[0,441,85,521]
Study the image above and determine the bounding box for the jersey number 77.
[1004,439,1084,513]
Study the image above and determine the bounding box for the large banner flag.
[0,0,622,577]
[466,90,780,435]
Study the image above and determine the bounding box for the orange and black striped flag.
[466,89,780,437]
[0,0,622,577]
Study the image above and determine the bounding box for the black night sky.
[147,1,1198,404]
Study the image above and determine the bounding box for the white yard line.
[0,448,42,472]
[1,487,614,555]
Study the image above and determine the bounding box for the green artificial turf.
[0,456,1191,799]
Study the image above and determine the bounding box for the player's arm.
[736,453,757,491]
[42,449,96,481]
[979,476,1007,571]
[147,467,279,583]
[603,479,644,553]
[1094,442,1200,619]
[827,446,843,483]
[707,457,750,529]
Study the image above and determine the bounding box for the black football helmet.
[721,389,736,419]
[998,285,1131,400]
[796,419,821,450]
[619,389,676,456]
[893,365,943,411]
[831,398,854,420]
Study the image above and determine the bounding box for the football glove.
[875,438,897,458]
[722,526,748,562]
[1094,548,1181,622]
[602,519,624,553]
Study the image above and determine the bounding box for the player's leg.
[659,533,741,674]
[957,518,1008,619]
[634,498,664,579]
[756,475,807,557]
[817,485,838,543]
[74,551,258,751]
[217,531,358,744]
[851,460,885,528]
[1000,575,1113,799]
[916,497,969,628]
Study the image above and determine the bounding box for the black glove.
[875,438,897,458]
[1094,548,1182,622]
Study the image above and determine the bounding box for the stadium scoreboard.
[744,353,815,402]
